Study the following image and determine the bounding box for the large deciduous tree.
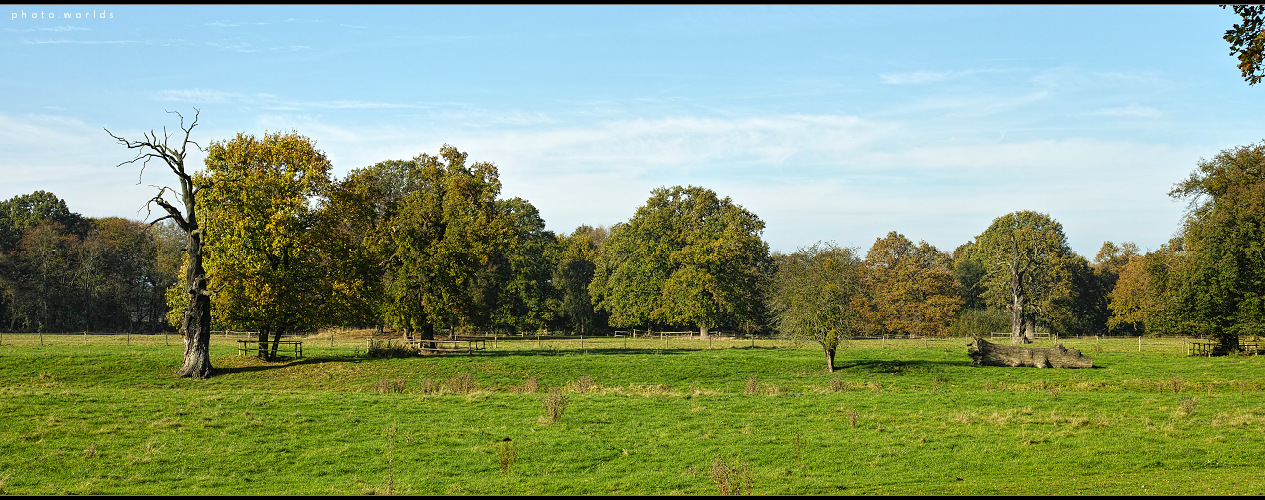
[972,211,1074,344]
[857,232,962,338]
[107,110,215,378]
[479,197,559,334]
[590,185,770,338]
[199,131,334,360]
[378,146,508,338]
[768,243,864,372]
[1167,140,1265,353]
[553,225,609,334]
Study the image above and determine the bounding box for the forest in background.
[1,134,1261,357]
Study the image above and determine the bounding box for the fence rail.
[0,331,1257,357]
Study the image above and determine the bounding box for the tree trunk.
[699,324,709,339]
[269,327,283,360]
[967,337,1092,368]
[257,327,271,361]
[175,233,213,378]
[1009,299,1030,344]
[416,322,435,351]
[417,322,435,340]
[824,346,836,373]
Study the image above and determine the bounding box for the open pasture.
[1,333,1262,494]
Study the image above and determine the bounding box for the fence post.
[1138,336,1141,353]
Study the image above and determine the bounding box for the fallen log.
[967,337,1093,368]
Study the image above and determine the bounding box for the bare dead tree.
[106,109,214,378]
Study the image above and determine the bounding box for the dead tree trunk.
[178,229,213,377]
[108,109,214,378]
[967,337,1092,368]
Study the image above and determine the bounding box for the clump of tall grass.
[521,376,539,394]
[709,455,752,495]
[366,339,416,358]
[570,375,596,393]
[497,438,517,474]
[542,391,568,424]
[445,373,477,394]
[1176,397,1198,419]
[792,434,806,470]
[745,376,759,395]
[375,378,407,394]
[409,374,478,395]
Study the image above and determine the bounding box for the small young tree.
[768,242,864,372]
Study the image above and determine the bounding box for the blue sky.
[3,5,1262,258]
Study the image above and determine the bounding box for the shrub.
[709,455,752,495]
[543,391,569,423]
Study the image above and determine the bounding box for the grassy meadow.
[1,332,1263,495]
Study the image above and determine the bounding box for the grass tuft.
[542,390,569,424]
[375,377,407,394]
[444,373,477,394]
[709,455,752,495]
[571,375,596,393]
[497,439,517,474]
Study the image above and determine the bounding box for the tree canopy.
[970,211,1074,343]
[1167,140,1265,352]
[590,185,770,338]
[857,232,962,338]
[199,131,335,359]
[1224,4,1265,86]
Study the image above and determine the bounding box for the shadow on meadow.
[479,347,703,357]
[212,355,357,375]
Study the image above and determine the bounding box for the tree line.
[5,124,1261,367]
[0,191,182,333]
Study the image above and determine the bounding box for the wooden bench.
[237,339,303,358]
[991,332,1052,340]
[1190,340,1259,356]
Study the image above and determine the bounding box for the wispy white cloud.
[221,111,1190,254]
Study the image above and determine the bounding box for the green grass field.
[1,332,1262,494]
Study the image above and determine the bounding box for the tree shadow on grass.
[479,347,702,357]
[833,359,977,375]
[212,355,357,375]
